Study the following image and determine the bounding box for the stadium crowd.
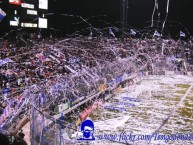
[0,36,193,144]
[0,36,193,115]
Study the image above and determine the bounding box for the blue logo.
[77,119,95,141]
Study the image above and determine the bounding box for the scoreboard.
[8,0,48,29]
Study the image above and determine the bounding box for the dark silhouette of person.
[11,132,27,145]
[0,133,10,145]
[78,119,95,140]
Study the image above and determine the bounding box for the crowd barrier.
[30,71,141,145]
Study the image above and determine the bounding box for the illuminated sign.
[38,18,47,28]
[10,17,19,26]
[10,21,18,26]
[21,23,37,28]
[9,0,21,5]
[39,0,48,10]
[27,10,37,15]
[21,3,34,9]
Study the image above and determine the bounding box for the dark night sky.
[48,0,193,37]
[1,0,193,37]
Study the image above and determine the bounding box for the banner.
[79,99,103,121]
[0,58,14,66]
[71,97,79,106]
[58,102,69,113]
[79,109,88,122]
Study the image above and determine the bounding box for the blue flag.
[130,29,136,36]
[109,28,115,37]
[153,30,161,37]
[180,31,186,37]
[0,8,6,21]
[88,28,92,40]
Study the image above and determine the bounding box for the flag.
[88,28,92,40]
[109,28,115,37]
[153,30,161,37]
[0,8,6,21]
[130,29,136,36]
[3,88,11,94]
[89,31,92,37]
[180,31,186,37]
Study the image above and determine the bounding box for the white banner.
[0,58,14,66]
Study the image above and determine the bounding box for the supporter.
[0,133,10,145]
[11,132,27,145]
